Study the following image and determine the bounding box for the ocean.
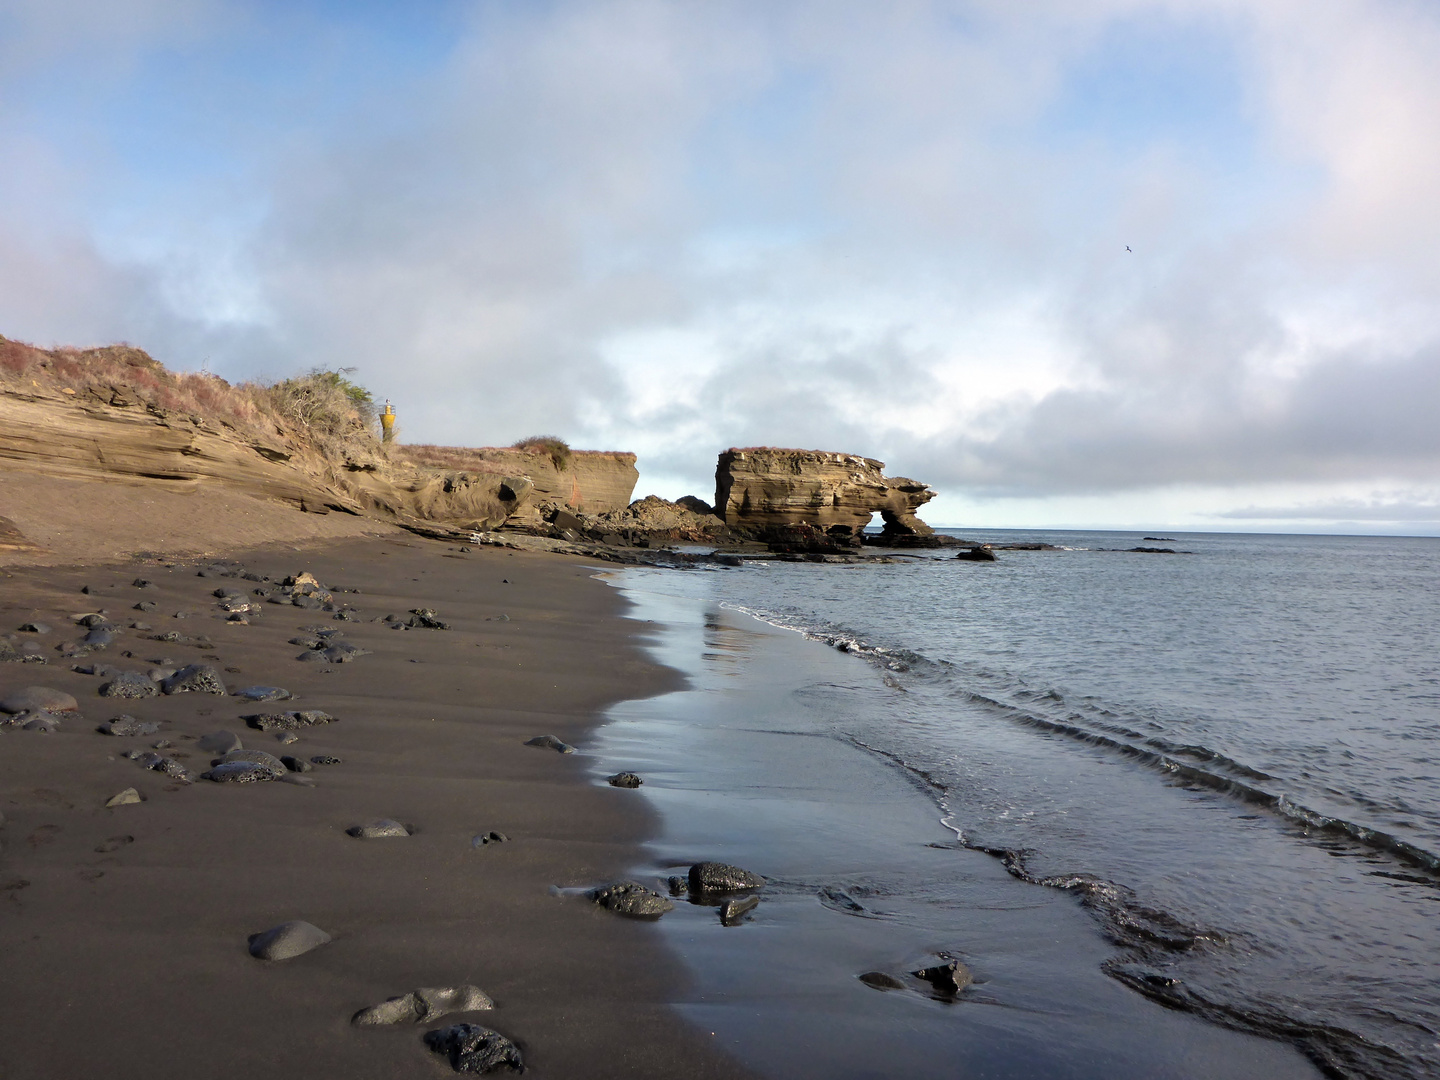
[599,530,1440,1080]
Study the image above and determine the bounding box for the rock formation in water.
[714,447,935,542]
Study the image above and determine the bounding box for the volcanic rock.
[423,1023,524,1074]
[160,664,227,695]
[98,716,161,737]
[954,546,997,562]
[589,880,674,918]
[689,861,765,893]
[912,958,973,996]
[210,749,286,775]
[719,894,760,925]
[100,671,158,698]
[243,710,335,731]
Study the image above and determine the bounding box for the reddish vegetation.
[0,334,271,432]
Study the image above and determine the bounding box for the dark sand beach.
[0,535,750,1079]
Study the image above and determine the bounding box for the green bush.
[266,368,377,442]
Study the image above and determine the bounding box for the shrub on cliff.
[265,368,377,442]
[512,435,571,471]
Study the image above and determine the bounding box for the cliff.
[0,335,636,558]
[715,447,935,540]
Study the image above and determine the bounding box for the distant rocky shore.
[0,334,983,565]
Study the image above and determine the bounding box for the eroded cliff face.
[0,338,638,548]
[715,447,935,538]
[391,445,638,526]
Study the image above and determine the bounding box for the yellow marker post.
[381,400,395,443]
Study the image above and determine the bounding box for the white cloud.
[1,0,1438,530]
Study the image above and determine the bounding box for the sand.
[0,535,751,1079]
[0,472,398,566]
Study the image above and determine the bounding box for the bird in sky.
[1126,246,1132,252]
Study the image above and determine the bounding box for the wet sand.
[590,571,1326,1080]
[0,535,750,1079]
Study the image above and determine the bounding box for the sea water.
[610,531,1440,1080]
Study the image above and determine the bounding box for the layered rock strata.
[0,338,638,542]
[714,448,935,540]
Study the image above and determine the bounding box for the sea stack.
[714,447,936,542]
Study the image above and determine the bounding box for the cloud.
[1,0,1438,525]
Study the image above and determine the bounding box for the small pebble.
[524,734,574,754]
[347,819,410,839]
[247,920,331,960]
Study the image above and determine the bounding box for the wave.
[721,600,1440,879]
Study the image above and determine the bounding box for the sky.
[2,0,1439,533]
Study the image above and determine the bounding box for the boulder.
[0,686,78,714]
[589,880,674,918]
[689,861,765,893]
[607,772,643,788]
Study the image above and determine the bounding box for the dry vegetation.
[511,434,571,470]
[394,445,512,474]
[0,334,378,461]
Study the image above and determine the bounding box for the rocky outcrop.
[583,495,732,544]
[0,385,358,513]
[393,445,638,526]
[715,448,935,540]
[0,337,639,546]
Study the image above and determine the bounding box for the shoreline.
[593,567,1326,1079]
[0,535,750,1079]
